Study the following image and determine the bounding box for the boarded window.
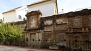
[73,16,82,28]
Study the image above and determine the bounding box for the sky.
[0,0,91,14]
[58,0,91,13]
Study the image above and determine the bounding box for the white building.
[2,0,58,23]
[0,14,3,22]
[27,0,58,17]
[0,14,3,20]
[2,6,27,23]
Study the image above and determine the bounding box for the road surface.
[0,45,60,51]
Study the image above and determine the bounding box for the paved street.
[0,45,60,51]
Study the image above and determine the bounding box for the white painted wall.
[16,7,27,21]
[0,14,3,19]
[27,1,55,17]
[3,11,17,23]
[2,7,27,23]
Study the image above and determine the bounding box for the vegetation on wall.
[0,21,23,46]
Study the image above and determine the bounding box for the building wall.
[25,9,91,48]
[27,1,55,17]
[3,11,17,23]
[2,7,27,23]
[0,14,3,19]
[66,15,89,41]
[42,16,68,42]
[42,14,91,41]
[16,7,27,21]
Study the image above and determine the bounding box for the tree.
[0,21,23,45]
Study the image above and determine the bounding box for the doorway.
[30,33,36,47]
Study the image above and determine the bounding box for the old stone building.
[24,10,43,47]
[24,9,91,49]
[42,9,91,41]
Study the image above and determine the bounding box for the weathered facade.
[42,9,91,42]
[24,10,43,47]
[24,9,91,49]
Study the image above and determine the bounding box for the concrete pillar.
[28,33,30,47]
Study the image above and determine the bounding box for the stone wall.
[24,9,91,47]
[42,9,91,42]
